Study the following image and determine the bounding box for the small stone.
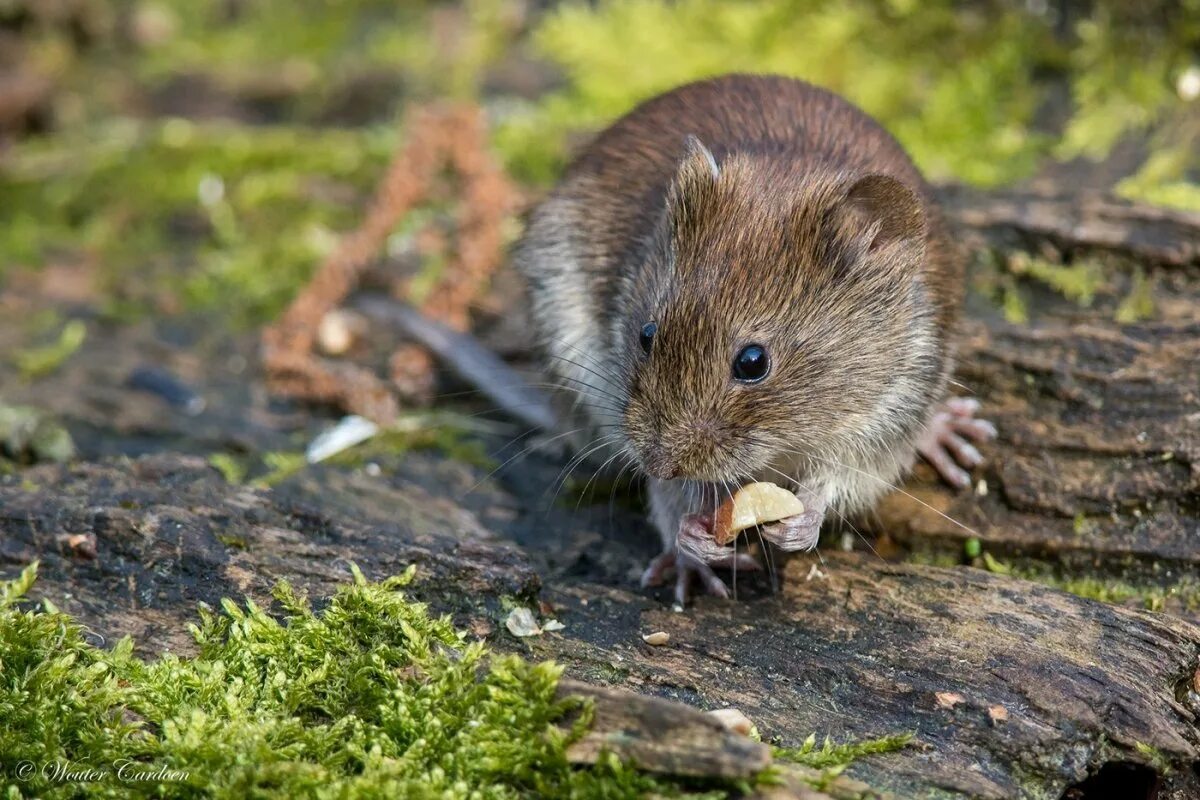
[505,607,541,638]
[988,704,1009,725]
[542,619,565,632]
[317,309,368,356]
[706,708,755,736]
[936,691,966,709]
[642,631,670,646]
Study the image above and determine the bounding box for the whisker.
[576,447,627,512]
[460,427,583,500]
[768,442,981,538]
[544,434,623,510]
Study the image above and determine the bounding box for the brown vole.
[514,74,995,604]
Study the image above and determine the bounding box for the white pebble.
[504,607,542,638]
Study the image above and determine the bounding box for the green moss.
[207,453,249,485]
[1115,268,1158,323]
[1001,278,1030,325]
[502,1,1200,200]
[1009,565,1200,612]
[0,405,76,465]
[0,120,394,325]
[0,561,738,798]
[1134,742,1173,774]
[211,416,493,489]
[1006,254,1107,307]
[981,551,1012,576]
[499,0,1047,184]
[13,320,87,380]
[1115,145,1200,212]
[252,451,309,488]
[904,547,961,569]
[774,732,913,770]
[215,534,248,551]
[327,420,496,471]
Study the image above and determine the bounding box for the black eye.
[640,322,657,355]
[732,344,769,383]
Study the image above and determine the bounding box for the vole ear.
[843,173,925,253]
[679,134,720,183]
[668,135,720,222]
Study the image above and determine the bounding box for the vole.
[512,74,995,605]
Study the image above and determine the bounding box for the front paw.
[667,513,761,605]
[760,508,825,552]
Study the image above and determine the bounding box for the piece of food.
[641,631,670,646]
[712,482,805,545]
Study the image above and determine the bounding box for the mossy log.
[3,451,1198,799]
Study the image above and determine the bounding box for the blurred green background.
[1,0,1198,327]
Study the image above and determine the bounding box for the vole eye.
[732,344,769,383]
[639,322,657,355]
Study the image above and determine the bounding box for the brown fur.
[516,74,962,517]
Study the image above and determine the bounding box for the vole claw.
[918,397,998,488]
[643,513,761,605]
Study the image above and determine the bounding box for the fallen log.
[4,454,1198,798]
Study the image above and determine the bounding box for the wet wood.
[938,186,1200,267]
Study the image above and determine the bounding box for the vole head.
[621,136,942,483]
